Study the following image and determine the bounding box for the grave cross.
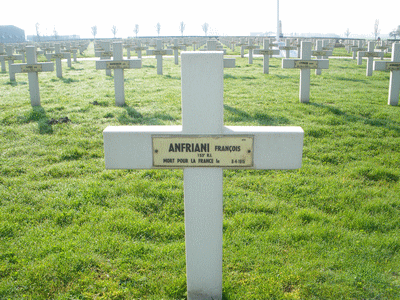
[357,41,383,76]
[0,45,23,81]
[243,38,259,64]
[312,40,332,75]
[103,52,304,300]
[282,41,329,103]
[254,39,280,74]
[279,39,296,58]
[0,44,6,72]
[133,41,148,59]
[170,38,185,65]
[46,44,70,78]
[95,41,113,76]
[374,42,400,106]
[10,46,54,106]
[146,39,173,75]
[96,42,141,107]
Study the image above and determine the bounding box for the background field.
[1,43,399,299]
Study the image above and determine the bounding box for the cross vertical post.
[103,52,304,300]
[374,42,400,106]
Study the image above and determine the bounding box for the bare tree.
[133,24,139,38]
[156,23,161,36]
[373,19,380,40]
[179,21,186,36]
[35,22,41,42]
[91,25,97,39]
[345,28,351,38]
[202,23,209,36]
[111,25,118,38]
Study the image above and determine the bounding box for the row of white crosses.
[46,44,71,78]
[103,51,304,300]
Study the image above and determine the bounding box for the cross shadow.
[5,81,27,86]
[24,106,53,134]
[308,102,400,133]
[224,104,290,126]
[117,104,176,125]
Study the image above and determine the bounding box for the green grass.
[0,43,399,299]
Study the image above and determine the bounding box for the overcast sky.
[3,0,399,38]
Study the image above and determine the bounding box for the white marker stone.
[103,52,304,299]
[374,42,400,106]
[254,39,280,74]
[146,40,173,75]
[11,46,54,106]
[46,44,70,78]
[358,41,383,76]
[282,41,329,103]
[96,42,141,106]
[0,45,23,81]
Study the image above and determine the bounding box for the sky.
[2,0,399,39]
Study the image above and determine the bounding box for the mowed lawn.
[0,42,399,299]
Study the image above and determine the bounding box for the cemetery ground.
[0,43,400,299]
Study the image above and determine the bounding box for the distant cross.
[374,42,400,106]
[46,43,71,78]
[146,39,173,75]
[279,39,296,58]
[95,41,113,76]
[254,39,280,74]
[282,41,329,103]
[103,52,304,300]
[0,45,23,81]
[0,44,6,72]
[243,38,259,64]
[312,40,332,75]
[96,42,142,107]
[170,38,184,65]
[10,46,54,106]
[133,40,148,59]
[358,41,384,76]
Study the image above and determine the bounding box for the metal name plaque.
[101,52,113,58]
[153,50,166,55]
[106,61,130,69]
[152,136,254,168]
[294,60,319,69]
[53,54,65,59]
[365,52,379,57]
[259,50,274,55]
[386,62,400,71]
[21,64,42,72]
[312,51,326,56]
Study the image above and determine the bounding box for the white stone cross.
[95,41,113,76]
[146,39,173,75]
[254,39,280,74]
[0,44,7,72]
[103,52,304,300]
[96,42,141,107]
[0,45,23,81]
[358,41,384,76]
[282,41,329,103]
[10,46,54,106]
[312,40,333,75]
[170,38,184,65]
[279,39,296,58]
[243,38,259,64]
[46,43,70,78]
[374,42,400,106]
[133,40,148,59]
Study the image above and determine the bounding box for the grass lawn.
[0,42,399,299]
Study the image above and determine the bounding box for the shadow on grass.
[309,102,400,133]
[224,104,290,125]
[5,80,27,86]
[22,106,53,134]
[50,77,79,84]
[117,105,177,125]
